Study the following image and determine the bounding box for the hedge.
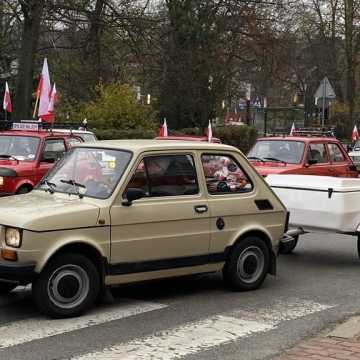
[93,125,258,154]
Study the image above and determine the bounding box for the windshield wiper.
[247,156,264,162]
[60,179,86,198]
[40,179,57,194]
[263,157,287,164]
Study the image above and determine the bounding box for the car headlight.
[5,228,22,248]
[0,177,3,186]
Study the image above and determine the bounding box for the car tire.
[223,236,270,291]
[279,235,299,255]
[32,253,100,318]
[0,282,17,294]
[16,186,31,195]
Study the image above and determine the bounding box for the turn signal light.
[1,249,18,261]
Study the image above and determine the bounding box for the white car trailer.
[267,174,360,256]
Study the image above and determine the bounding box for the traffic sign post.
[314,77,336,126]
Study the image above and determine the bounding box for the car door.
[302,142,332,176]
[327,142,352,177]
[37,138,66,183]
[109,151,210,276]
[200,153,256,255]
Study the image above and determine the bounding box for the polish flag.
[159,119,168,137]
[3,82,12,113]
[351,125,359,142]
[46,83,57,122]
[290,122,296,135]
[38,58,52,122]
[207,120,212,142]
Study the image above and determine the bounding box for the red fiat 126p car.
[247,130,358,178]
[0,122,83,195]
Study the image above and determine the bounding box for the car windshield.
[77,133,97,142]
[248,140,305,164]
[38,147,132,199]
[0,135,40,161]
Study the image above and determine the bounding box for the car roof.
[256,136,338,142]
[75,139,234,153]
[0,130,78,138]
[155,135,221,143]
[51,129,95,135]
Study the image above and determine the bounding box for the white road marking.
[73,300,335,360]
[0,300,167,349]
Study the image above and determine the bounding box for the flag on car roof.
[3,82,12,113]
[290,122,296,135]
[37,58,53,123]
[159,118,168,137]
[351,125,359,142]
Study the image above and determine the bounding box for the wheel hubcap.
[237,246,265,284]
[47,265,90,309]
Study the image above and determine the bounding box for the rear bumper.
[0,261,37,284]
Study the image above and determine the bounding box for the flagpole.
[32,94,40,119]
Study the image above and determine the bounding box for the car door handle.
[194,205,208,214]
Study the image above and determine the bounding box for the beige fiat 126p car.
[0,140,288,318]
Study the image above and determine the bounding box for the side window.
[201,154,253,194]
[42,139,66,163]
[125,155,199,197]
[307,143,328,164]
[124,161,149,196]
[328,143,345,162]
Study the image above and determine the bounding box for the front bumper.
[0,261,37,284]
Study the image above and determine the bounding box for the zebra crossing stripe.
[0,300,167,349]
[72,300,334,360]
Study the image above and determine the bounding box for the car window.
[0,135,40,161]
[201,154,253,194]
[248,140,305,164]
[125,154,199,197]
[42,139,66,162]
[307,143,328,164]
[328,143,346,162]
[68,137,82,147]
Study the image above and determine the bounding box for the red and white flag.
[46,83,57,121]
[3,82,12,113]
[290,122,296,135]
[351,125,359,142]
[38,58,53,122]
[207,120,212,142]
[159,118,168,137]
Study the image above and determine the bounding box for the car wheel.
[16,186,31,195]
[223,236,270,291]
[279,235,299,255]
[32,253,100,318]
[0,282,17,294]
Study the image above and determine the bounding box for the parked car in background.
[50,128,97,142]
[348,140,360,171]
[0,122,83,195]
[155,135,221,143]
[248,131,358,178]
[0,140,287,317]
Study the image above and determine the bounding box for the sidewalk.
[277,316,360,360]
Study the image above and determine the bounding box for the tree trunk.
[14,0,45,120]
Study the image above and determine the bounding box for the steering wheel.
[84,179,111,197]
[217,181,230,193]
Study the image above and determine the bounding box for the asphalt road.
[1,232,360,360]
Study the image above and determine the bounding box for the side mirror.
[307,159,318,166]
[122,188,146,206]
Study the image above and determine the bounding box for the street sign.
[314,77,336,99]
